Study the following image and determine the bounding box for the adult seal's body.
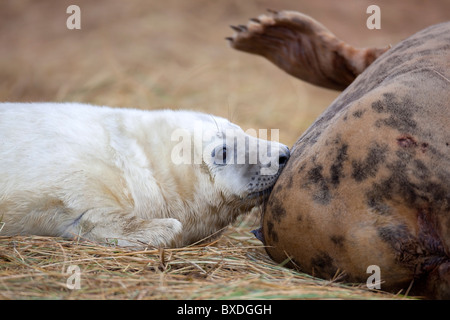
[0,103,289,247]
[229,11,450,298]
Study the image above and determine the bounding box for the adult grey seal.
[229,10,450,299]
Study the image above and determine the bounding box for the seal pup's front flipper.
[63,209,183,248]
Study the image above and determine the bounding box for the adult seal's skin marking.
[0,103,289,248]
[229,10,450,299]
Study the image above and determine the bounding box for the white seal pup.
[0,102,289,247]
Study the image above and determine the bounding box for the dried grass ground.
[0,215,410,300]
[0,0,448,300]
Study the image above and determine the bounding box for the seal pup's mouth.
[245,184,273,246]
[247,188,272,246]
[246,185,274,200]
[246,146,290,200]
[247,159,289,245]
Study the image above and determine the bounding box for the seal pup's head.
[167,111,289,245]
[201,115,290,203]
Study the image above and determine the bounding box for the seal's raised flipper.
[227,10,389,91]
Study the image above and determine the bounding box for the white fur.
[0,102,288,247]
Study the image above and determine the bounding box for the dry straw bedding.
[0,218,411,300]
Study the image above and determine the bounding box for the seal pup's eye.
[212,145,228,166]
